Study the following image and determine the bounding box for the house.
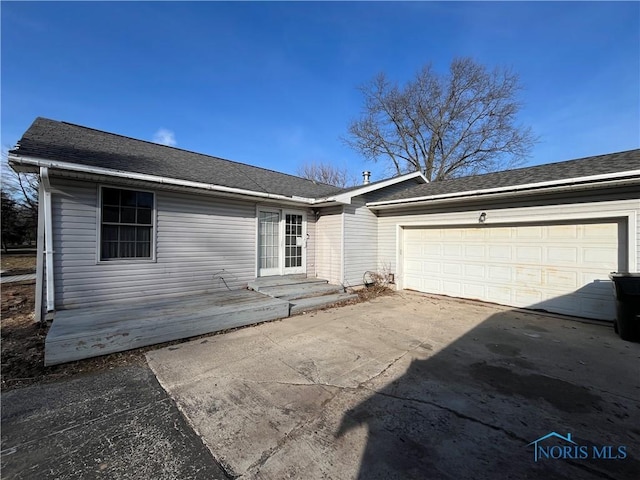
[8,118,640,362]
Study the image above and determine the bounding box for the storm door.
[283,212,305,274]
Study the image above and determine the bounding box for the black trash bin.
[608,273,640,341]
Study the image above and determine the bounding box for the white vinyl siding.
[306,210,316,275]
[343,197,378,286]
[51,177,257,309]
[315,206,343,284]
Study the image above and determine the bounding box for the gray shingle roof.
[374,149,640,203]
[10,117,343,199]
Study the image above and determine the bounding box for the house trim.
[9,154,325,206]
[95,184,158,264]
[327,171,428,204]
[368,171,640,209]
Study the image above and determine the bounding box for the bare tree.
[297,161,357,188]
[1,148,38,248]
[345,58,537,181]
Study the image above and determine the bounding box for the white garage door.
[403,221,626,320]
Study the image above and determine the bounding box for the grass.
[1,254,37,275]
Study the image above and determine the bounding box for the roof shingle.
[10,117,343,199]
[373,149,640,203]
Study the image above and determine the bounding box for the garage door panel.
[488,227,511,239]
[442,281,462,295]
[443,244,463,257]
[489,246,512,260]
[515,267,542,284]
[464,245,485,257]
[464,264,485,278]
[403,220,623,320]
[546,269,578,288]
[422,278,441,291]
[516,226,544,238]
[547,246,578,264]
[583,223,618,239]
[488,265,512,282]
[514,289,543,305]
[463,283,485,299]
[582,247,618,267]
[443,263,462,275]
[515,246,543,263]
[486,285,512,304]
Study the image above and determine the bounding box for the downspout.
[40,167,55,312]
[34,183,45,322]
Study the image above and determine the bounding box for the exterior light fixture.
[479,212,487,223]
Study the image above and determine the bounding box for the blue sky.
[2,1,639,182]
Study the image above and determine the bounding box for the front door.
[258,209,306,276]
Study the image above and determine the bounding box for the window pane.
[119,242,136,257]
[137,227,151,242]
[103,206,119,223]
[136,242,150,258]
[102,225,118,241]
[121,190,137,207]
[102,242,118,259]
[137,208,152,225]
[121,207,136,223]
[119,226,136,241]
[137,192,153,208]
[103,188,120,206]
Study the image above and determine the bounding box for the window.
[101,187,154,260]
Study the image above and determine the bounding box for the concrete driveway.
[147,291,640,479]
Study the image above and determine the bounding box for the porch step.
[290,293,359,315]
[247,275,328,292]
[259,282,343,301]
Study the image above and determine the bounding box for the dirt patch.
[355,284,394,302]
[1,282,148,392]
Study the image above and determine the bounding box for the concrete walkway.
[147,291,640,480]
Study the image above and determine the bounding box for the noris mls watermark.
[528,432,627,462]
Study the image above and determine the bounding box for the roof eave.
[367,176,640,210]
[9,154,322,206]
[326,171,428,204]
[367,170,640,209]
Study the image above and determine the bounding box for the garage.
[402,219,626,320]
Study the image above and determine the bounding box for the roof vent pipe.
[362,171,371,185]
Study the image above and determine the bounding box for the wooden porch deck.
[45,289,290,366]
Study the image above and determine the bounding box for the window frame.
[97,185,157,263]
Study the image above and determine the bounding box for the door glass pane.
[285,214,303,268]
[259,212,280,270]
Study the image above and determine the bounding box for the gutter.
[367,171,640,210]
[9,154,348,206]
[40,167,55,312]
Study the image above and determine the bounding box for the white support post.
[40,167,55,312]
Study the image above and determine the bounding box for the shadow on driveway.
[336,308,640,480]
